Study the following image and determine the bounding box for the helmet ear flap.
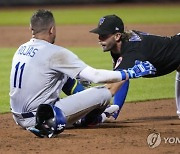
[35,104,67,138]
[52,106,66,135]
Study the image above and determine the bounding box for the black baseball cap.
[90,14,124,35]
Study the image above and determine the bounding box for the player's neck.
[111,41,122,54]
[32,34,51,43]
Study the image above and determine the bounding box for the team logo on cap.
[99,17,105,26]
[115,27,119,31]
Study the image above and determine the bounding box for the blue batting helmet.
[29,104,67,138]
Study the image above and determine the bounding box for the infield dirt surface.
[0,19,180,153]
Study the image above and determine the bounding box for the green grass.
[126,72,175,102]
[0,5,180,25]
[0,47,175,113]
[0,48,14,113]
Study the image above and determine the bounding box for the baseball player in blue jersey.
[90,14,180,119]
[9,10,156,138]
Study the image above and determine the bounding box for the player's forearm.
[79,66,128,83]
[78,61,156,84]
[105,81,125,96]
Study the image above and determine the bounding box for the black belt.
[12,112,35,119]
[21,112,34,118]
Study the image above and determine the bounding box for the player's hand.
[127,60,156,78]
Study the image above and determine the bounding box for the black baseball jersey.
[111,31,180,77]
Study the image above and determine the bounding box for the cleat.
[73,105,120,127]
[104,105,119,116]
[101,105,119,123]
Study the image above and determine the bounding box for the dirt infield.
[0,24,180,154]
[0,99,179,154]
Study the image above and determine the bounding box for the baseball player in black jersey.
[90,14,180,119]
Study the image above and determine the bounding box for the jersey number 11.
[14,62,25,88]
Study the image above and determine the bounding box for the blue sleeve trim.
[120,70,127,80]
[72,80,85,94]
[62,78,84,95]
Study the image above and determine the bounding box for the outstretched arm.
[79,60,156,83]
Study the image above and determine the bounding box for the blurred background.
[0,0,180,6]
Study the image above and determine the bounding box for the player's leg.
[12,113,36,129]
[79,82,125,126]
[55,82,123,126]
[55,86,112,126]
[86,80,129,124]
[112,80,129,119]
[81,82,125,125]
[175,71,180,119]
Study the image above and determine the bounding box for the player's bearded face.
[98,34,117,52]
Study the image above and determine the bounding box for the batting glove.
[126,60,156,79]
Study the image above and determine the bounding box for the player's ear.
[114,33,121,41]
[29,24,34,35]
[49,26,56,34]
